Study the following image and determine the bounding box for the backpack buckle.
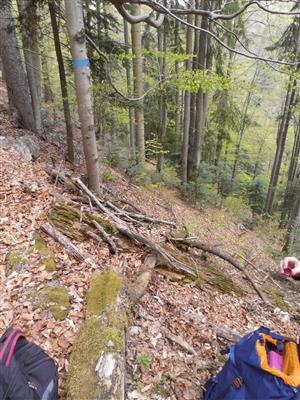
[232,376,243,389]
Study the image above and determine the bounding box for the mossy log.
[66,271,126,400]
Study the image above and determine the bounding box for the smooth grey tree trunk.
[181,1,194,184]
[17,0,43,136]
[0,0,35,131]
[64,0,100,192]
[49,1,74,163]
[131,5,145,162]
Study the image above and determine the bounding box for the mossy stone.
[28,237,56,272]
[38,286,71,320]
[6,247,28,274]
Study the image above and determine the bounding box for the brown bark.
[181,0,194,184]
[17,0,43,135]
[49,1,74,163]
[0,0,35,131]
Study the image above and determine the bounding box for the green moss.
[29,237,56,272]
[87,271,122,316]
[264,287,289,311]
[67,271,125,400]
[200,264,244,296]
[38,287,71,320]
[49,202,115,240]
[6,247,28,274]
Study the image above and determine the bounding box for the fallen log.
[66,270,126,400]
[212,325,241,343]
[170,237,268,304]
[162,327,197,355]
[41,222,92,261]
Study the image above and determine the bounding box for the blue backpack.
[0,327,58,400]
[204,326,300,400]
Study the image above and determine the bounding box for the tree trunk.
[181,1,194,184]
[123,20,136,159]
[282,173,300,253]
[0,0,35,131]
[264,76,297,214]
[280,121,300,226]
[189,1,209,179]
[49,1,74,163]
[64,0,100,192]
[41,49,56,121]
[17,0,43,136]
[131,5,145,162]
[174,19,181,150]
[157,19,168,173]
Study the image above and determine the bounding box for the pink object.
[280,257,300,277]
[268,351,283,371]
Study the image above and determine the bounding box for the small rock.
[129,326,139,336]
[107,340,114,348]
[274,307,290,323]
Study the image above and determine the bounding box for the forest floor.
[1,81,300,400]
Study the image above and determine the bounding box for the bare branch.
[112,2,164,27]
[142,1,300,66]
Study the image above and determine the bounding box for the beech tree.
[64,0,100,192]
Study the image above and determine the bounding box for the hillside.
[1,83,300,400]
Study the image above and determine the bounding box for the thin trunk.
[280,121,300,225]
[189,1,209,179]
[181,1,194,184]
[131,5,145,162]
[264,77,297,214]
[282,174,300,253]
[41,49,56,121]
[17,0,43,135]
[124,20,136,159]
[64,0,100,192]
[231,67,258,187]
[0,0,35,130]
[188,0,200,176]
[157,18,168,173]
[49,1,74,163]
[174,19,181,148]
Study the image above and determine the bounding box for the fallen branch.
[162,328,197,355]
[92,220,118,255]
[41,222,92,261]
[212,325,241,343]
[170,237,268,304]
[116,226,197,278]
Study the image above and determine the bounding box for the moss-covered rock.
[5,237,56,274]
[29,237,56,272]
[5,246,28,274]
[66,271,126,400]
[37,286,71,320]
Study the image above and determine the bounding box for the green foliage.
[137,353,152,371]
[174,69,231,93]
[247,178,266,215]
[224,196,252,222]
[146,138,169,156]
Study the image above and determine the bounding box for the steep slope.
[1,83,300,400]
